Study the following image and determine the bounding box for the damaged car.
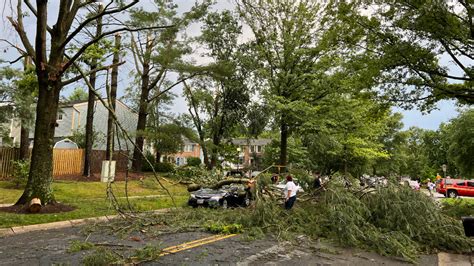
[188,185,251,209]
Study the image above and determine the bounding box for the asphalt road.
[0,223,440,266]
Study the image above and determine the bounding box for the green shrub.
[186,157,201,167]
[441,199,474,219]
[141,151,157,172]
[12,160,30,188]
[140,151,175,173]
[154,162,174,173]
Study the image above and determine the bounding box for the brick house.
[231,138,272,168]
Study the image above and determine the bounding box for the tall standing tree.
[0,62,37,157]
[183,11,250,169]
[445,109,474,177]
[7,0,144,205]
[129,1,210,171]
[83,3,104,177]
[105,34,121,160]
[237,1,337,167]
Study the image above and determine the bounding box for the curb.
[0,208,173,237]
[437,252,472,266]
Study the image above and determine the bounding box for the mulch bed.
[0,202,76,214]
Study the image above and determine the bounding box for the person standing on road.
[284,175,298,210]
[427,180,436,197]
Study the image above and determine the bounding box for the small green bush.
[12,160,30,188]
[186,157,201,167]
[140,151,175,173]
[141,151,157,172]
[441,199,474,219]
[154,162,175,173]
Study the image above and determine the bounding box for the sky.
[0,0,464,131]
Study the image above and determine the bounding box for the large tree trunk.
[83,8,103,176]
[16,80,60,205]
[83,76,96,174]
[131,39,152,172]
[19,125,29,160]
[279,118,288,168]
[155,150,161,163]
[202,142,210,170]
[210,133,221,169]
[106,34,121,160]
[19,56,32,160]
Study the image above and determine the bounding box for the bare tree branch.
[147,74,200,103]
[6,1,35,62]
[61,61,125,87]
[60,0,140,51]
[60,25,173,77]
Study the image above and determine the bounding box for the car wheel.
[221,199,228,209]
[243,196,251,207]
[448,190,458,198]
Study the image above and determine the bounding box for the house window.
[57,114,63,121]
[250,145,255,153]
[257,145,262,153]
[184,145,194,152]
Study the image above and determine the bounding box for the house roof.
[182,135,198,145]
[60,98,137,114]
[231,138,272,146]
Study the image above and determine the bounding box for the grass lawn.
[0,175,188,228]
[440,197,474,219]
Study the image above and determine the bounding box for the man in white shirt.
[284,175,298,210]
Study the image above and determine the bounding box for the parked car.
[436,178,474,198]
[436,178,465,195]
[404,180,420,190]
[188,185,251,208]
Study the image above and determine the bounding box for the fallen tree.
[187,178,252,192]
[102,175,473,263]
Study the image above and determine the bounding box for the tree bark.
[16,0,61,205]
[83,6,103,176]
[210,134,220,169]
[183,81,210,169]
[155,150,161,163]
[106,34,121,160]
[19,56,32,160]
[131,37,153,172]
[279,117,288,168]
[19,125,29,160]
[16,79,60,205]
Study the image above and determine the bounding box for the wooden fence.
[0,148,19,179]
[53,149,84,177]
[0,148,128,179]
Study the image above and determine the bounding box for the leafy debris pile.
[101,176,472,263]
